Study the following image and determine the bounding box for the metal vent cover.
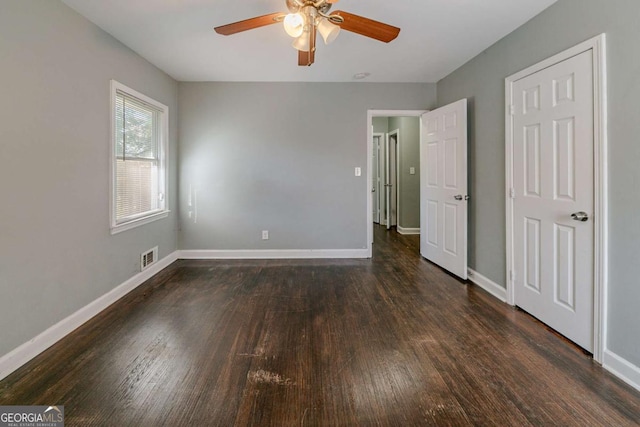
[141,246,158,271]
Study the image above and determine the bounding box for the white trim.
[505,34,608,363]
[110,210,170,235]
[0,251,179,381]
[603,349,640,392]
[373,132,384,224]
[109,80,170,234]
[178,249,369,259]
[592,34,609,368]
[367,110,428,257]
[468,269,507,302]
[397,226,420,235]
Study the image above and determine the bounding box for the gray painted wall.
[437,0,640,365]
[0,1,178,356]
[388,117,421,229]
[178,83,437,250]
[372,117,389,134]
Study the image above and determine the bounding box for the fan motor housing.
[286,0,332,14]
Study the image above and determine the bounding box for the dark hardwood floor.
[1,225,639,426]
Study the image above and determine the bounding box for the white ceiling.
[61,0,556,83]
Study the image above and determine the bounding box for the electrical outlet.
[262,230,269,240]
[409,167,416,175]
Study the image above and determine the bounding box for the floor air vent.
[141,246,158,271]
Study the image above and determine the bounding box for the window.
[110,80,168,233]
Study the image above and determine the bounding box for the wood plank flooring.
[1,225,639,425]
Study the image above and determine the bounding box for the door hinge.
[509,188,516,199]
[509,105,515,116]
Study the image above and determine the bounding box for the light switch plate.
[409,167,416,175]
[355,167,362,177]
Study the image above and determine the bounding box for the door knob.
[571,211,589,222]
[454,195,470,201]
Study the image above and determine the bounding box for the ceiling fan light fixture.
[317,17,340,45]
[283,13,304,38]
[214,1,401,67]
[292,30,310,51]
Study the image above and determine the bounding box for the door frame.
[505,34,607,362]
[388,128,401,229]
[373,132,384,224]
[367,110,427,256]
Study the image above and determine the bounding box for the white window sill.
[110,210,170,235]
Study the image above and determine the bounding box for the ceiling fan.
[214,0,400,67]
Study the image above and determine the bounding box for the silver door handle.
[372,187,376,192]
[571,211,589,222]
[454,195,470,201]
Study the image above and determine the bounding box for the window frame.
[110,80,169,234]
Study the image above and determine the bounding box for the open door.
[420,99,468,279]
[385,133,398,229]
[384,133,391,229]
[372,133,383,224]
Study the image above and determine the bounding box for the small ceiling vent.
[141,246,158,271]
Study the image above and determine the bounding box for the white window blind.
[111,81,168,232]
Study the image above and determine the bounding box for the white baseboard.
[397,226,420,235]
[0,251,179,381]
[178,249,369,259]
[467,268,507,302]
[603,349,640,392]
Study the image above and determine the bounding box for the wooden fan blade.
[214,12,283,36]
[298,29,316,66]
[333,11,400,43]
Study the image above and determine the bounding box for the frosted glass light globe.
[284,13,304,38]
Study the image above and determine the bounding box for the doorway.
[367,111,425,255]
[367,104,469,282]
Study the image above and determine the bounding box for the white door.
[372,134,382,223]
[384,134,392,229]
[511,50,594,351]
[378,135,384,225]
[388,133,398,228]
[420,99,468,279]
